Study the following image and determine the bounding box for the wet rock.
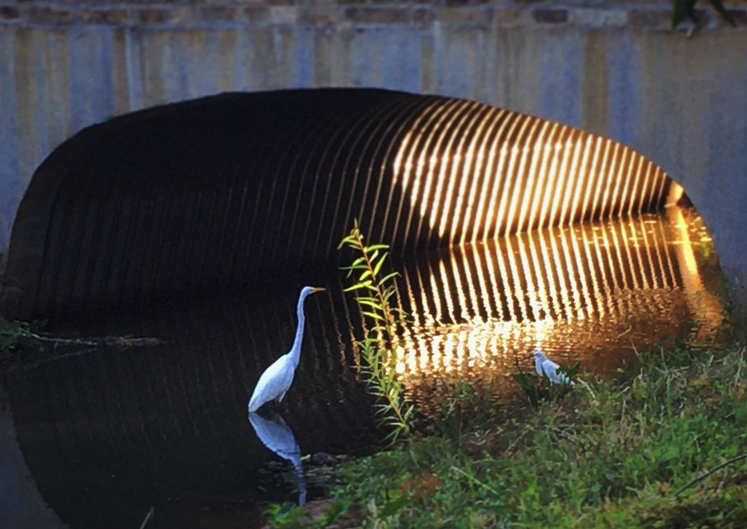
[310,452,335,466]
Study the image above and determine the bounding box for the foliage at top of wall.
[674,0,747,29]
[1,0,746,33]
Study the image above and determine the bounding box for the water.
[0,207,727,529]
[390,206,727,413]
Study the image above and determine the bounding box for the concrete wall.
[1,0,746,297]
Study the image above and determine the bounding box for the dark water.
[0,207,727,529]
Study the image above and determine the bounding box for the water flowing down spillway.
[4,89,677,321]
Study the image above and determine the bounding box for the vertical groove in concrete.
[4,89,672,320]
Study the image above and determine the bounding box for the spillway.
[3,89,679,320]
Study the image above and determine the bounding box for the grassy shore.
[267,343,747,528]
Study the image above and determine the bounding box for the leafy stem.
[339,221,414,442]
[339,222,399,358]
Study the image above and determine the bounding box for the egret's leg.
[271,387,290,414]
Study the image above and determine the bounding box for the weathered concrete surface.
[1,22,746,300]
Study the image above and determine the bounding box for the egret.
[248,286,325,413]
[532,348,575,386]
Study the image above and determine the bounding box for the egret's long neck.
[290,293,308,367]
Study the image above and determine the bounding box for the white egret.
[248,286,325,413]
[532,348,575,386]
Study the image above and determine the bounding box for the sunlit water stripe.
[321,96,428,259]
[515,120,552,234]
[578,135,603,224]
[426,101,481,244]
[389,210,724,380]
[359,97,436,250]
[461,107,508,245]
[440,103,486,244]
[393,99,465,248]
[483,111,524,239]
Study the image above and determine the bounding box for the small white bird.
[532,348,575,386]
[248,286,325,413]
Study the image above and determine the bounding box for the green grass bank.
[267,343,747,528]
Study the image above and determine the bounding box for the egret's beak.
[313,287,326,293]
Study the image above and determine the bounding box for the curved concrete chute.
[4,89,675,320]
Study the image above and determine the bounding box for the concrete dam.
[3,88,677,319]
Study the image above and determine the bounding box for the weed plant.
[0,318,43,359]
[339,223,415,443]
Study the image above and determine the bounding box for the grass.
[0,317,44,359]
[265,342,747,528]
[0,314,164,368]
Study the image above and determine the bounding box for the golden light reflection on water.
[378,208,727,405]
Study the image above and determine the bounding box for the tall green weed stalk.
[339,223,414,443]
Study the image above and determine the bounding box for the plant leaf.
[356,299,383,310]
[377,272,400,286]
[373,252,388,276]
[362,311,385,321]
[344,281,373,292]
[366,244,390,252]
[322,499,351,525]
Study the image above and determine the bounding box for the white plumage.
[532,348,574,386]
[248,286,325,413]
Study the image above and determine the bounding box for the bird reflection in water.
[248,412,307,506]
